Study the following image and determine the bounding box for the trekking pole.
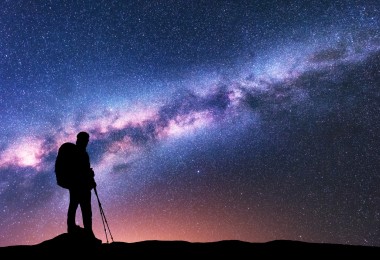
[95,188,109,243]
[94,187,114,243]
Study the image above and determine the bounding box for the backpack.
[54,142,77,189]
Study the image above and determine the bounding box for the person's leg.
[79,189,102,243]
[67,189,79,232]
[80,189,93,233]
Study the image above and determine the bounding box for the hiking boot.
[67,224,82,234]
[85,229,102,245]
[91,236,102,245]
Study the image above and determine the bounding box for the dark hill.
[0,232,379,258]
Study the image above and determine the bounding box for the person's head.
[76,131,90,149]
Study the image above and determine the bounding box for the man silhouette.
[67,131,101,243]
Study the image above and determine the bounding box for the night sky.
[0,1,379,247]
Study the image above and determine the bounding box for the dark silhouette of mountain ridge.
[0,232,379,258]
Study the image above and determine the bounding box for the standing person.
[67,131,101,243]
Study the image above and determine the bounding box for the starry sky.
[0,0,379,247]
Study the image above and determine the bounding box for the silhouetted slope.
[0,233,379,258]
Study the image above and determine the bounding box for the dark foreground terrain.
[0,232,379,258]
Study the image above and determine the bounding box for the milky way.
[0,1,379,247]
